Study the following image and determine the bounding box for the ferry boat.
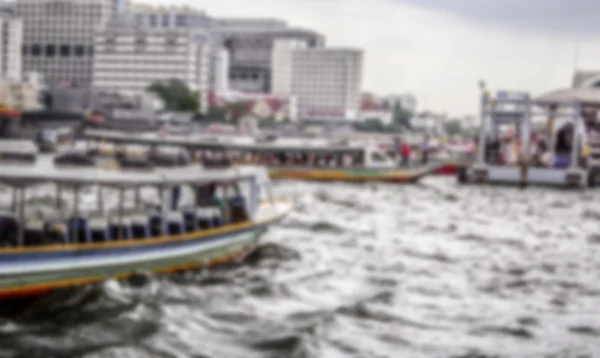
[0,153,291,299]
[80,130,447,183]
[458,89,597,188]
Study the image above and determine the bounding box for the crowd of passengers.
[224,151,366,167]
[481,123,588,168]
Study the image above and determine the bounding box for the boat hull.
[0,201,290,299]
[457,165,590,188]
[434,164,459,175]
[268,167,430,183]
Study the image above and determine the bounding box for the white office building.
[92,17,211,113]
[271,38,307,96]
[212,47,229,93]
[211,18,324,93]
[16,0,115,87]
[290,48,363,121]
[0,6,23,82]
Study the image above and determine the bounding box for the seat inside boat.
[227,196,248,223]
[117,155,154,170]
[166,212,185,235]
[6,178,251,247]
[68,217,92,243]
[54,151,96,166]
[0,213,19,247]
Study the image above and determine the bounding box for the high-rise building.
[290,48,363,121]
[212,47,229,93]
[211,18,324,93]
[129,3,211,29]
[92,16,211,112]
[16,0,114,87]
[0,5,23,82]
[270,38,307,96]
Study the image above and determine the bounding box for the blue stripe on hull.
[0,224,265,271]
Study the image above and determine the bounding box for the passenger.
[421,135,430,165]
[171,185,181,210]
[342,153,353,167]
[400,141,411,167]
[538,141,554,167]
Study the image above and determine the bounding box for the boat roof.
[536,87,600,105]
[84,129,367,152]
[0,140,37,153]
[0,154,264,188]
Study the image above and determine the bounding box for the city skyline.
[147,0,600,117]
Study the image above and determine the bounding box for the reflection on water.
[2,177,600,357]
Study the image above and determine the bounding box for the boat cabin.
[82,129,399,170]
[0,162,269,248]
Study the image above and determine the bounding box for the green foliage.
[258,116,277,128]
[392,101,412,129]
[207,106,228,122]
[444,119,463,136]
[226,102,251,124]
[146,79,199,113]
[354,118,386,132]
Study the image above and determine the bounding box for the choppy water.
[2,177,600,358]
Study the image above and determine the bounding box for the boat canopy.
[84,129,366,153]
[0,160,263,188]
[536,88,600,106]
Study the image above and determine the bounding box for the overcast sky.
[148,0,600,116]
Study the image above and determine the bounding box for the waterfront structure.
[290,48,363,121]
[92,16,210,113]
[211,18,324,93]
[16,0,114,87]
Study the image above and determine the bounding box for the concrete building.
[92,16,211,113]
[212,47,229,93]
[0,5,23,82]
[16,0,115,87]
[290,48,363,121]
[129,3,211,29]
[211,18,324,93]
[271,38,307,96]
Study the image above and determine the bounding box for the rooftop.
[130,2,206,15]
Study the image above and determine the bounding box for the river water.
[2,177,600,358]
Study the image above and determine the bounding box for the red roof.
[263,97,283,112]
[208,92,225,107]
[360,92,381,110]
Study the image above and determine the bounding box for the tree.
[444,119,463,136]
[146,79,199,113]
[258,116,277,128]
[354,118,386,132]
[392,101,412,129]
[207,106,227,122]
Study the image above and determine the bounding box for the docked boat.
[80,130,446,183]
[0,154,291,299]
[458,89,598,188]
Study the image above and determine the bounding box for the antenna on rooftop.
[574,41,580,72]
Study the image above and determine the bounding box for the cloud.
[392,0,600,37]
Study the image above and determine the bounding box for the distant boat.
[82,129,447,183]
